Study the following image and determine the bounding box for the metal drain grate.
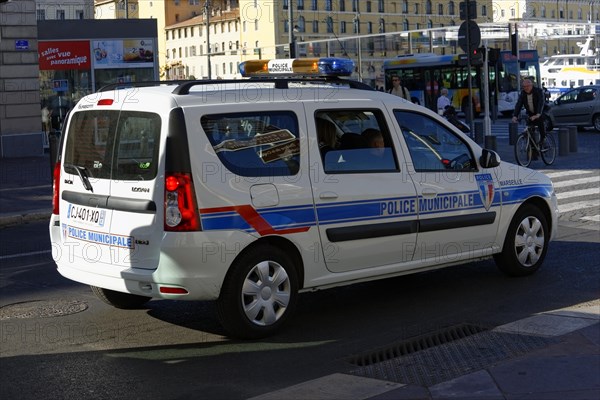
[349,328,558,387]
[349,323,486,367]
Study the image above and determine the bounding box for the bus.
[382,49,540,117]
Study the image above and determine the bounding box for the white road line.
[0,250,51,260]
[544,170,595,179]
[556,188,600,200]
[559,199,600,213]
[552,176,600,188]
[581,215,600,222]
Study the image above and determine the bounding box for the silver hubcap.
[514,216,545,267]
[242,260,291,326]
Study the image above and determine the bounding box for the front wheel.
[90,286,151,309]
[593,114,600,132]
[541,134,556,165]
[217,245,299,339]
[494,204,549,276]
[514,134,531,167]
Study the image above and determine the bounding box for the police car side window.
[201,111,300,177]
[394,111,476,172]
[315,109,399,174]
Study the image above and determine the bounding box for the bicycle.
[514,122,556,167]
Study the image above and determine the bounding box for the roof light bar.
[239,58,355,78]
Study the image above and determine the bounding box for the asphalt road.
[0,217,598,399]
[0,128,598,399]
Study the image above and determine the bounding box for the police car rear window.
[63,110,161,180]
[201,111,300,177]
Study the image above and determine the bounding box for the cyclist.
[512,78,546,159]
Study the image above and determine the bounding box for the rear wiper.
[65,163,94,192]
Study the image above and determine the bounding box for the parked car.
[49,58,558,339]
[546,85,600,132]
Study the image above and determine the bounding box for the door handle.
[319,191,338,200]
[421,188,437,197]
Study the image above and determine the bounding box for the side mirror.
[480,149,501,168]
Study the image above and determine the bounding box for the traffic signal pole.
[465,0,474,133]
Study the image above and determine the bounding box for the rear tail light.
[164,173,201,231]
[52,162,61,215]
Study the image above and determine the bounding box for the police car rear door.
[60,104,117,265]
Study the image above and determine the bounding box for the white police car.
[49,58,558,339]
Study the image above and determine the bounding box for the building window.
[481,5,487,16]
[403,19,409,31]
[414,3,419,14]
[297,0,304,10]
[340,0,345,12]
[426,0,432,14]
[76,9,84,19]
[56,9,65,19]
[326,16,334,33]
[298,16,305,32]
[402,0,408,13]
[313,20,319,33]
[501,9,505,17]
[340,20,346,34]
[366,1,371,13]
[427,20,432,29]
[449,1,455,15]
[378,0,384,13]
[379,18,385,33]
[312,0,317,11]
[541,6,546,18]
[254,19,258,30]
[37,9,45,20]
[367,21,372,34]
[326,0,332,11]
[438,4,443,15]
[352,0,359,12]
[511,8,515,17]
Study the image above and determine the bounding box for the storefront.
[38,19,158,131]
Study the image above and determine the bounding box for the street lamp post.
[354,13,362,81]
[205,1,212,79]
[288,0,296,57]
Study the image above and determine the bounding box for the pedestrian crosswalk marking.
[552,176,600,189]
[556,188,600,200]
[544,169,599,223]
[543,170,593,179]
[558,199,600,214]
[581,215,600,222]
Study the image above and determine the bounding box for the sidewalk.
[249,304,599,400]
[0,155,53,227]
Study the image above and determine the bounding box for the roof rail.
[97,80,190,93]
[172,77,374,95]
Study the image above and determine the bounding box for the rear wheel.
[494,204,549,277]
[540,134,556,165]
[217,245,299,339]
[514,134,531,167]
[90,286,151,309]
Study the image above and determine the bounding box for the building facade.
[0,0,42,157]
[36,0,94,20]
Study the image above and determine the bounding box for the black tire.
[541,134,556,165]
[90,286,151,309]
[543,117,553,133]
[494,204,549,277]
[514,134,531,167]
[217,245,299,339]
